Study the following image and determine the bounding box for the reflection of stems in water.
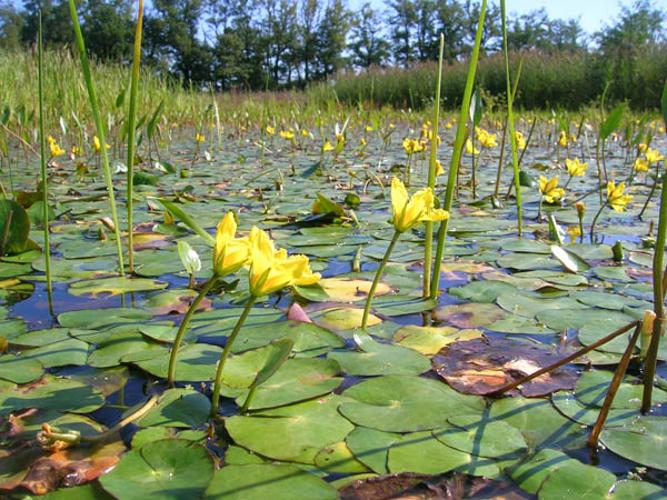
[361,230,401,330]
[488,320,639,397]
[588,323,640,448]
[638,164,661,220]
[211,295,256,418]
[167,274,218,386]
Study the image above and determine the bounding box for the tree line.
[0,0,664,92]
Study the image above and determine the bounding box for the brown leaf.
[432,337,578,397]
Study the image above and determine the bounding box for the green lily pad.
[538,460,616,499]
[99,439,214,500]
[575,371,667,409]
[138,388,211,428]
[58,308,152,329]
[88,331,161,368]
[346,427,401,474]
[340,375,484,432]
[601,417,667,471]
[434,302,507,328]
[313,307,382,330]
[328,333,430,376]
[68,277,168,297]
[449,280,518,303]
[225,394,355,463]
[0,375,104,415]
[0,354,43,383]
[393,325,483,355]
[551,391,637,427]
[22,338,89,368]
[508,448,577,494]
[133,343,222,381]
[537,308,633,332]
[496,293,584,319]
[433,415,527,458]
[204,464,337,500]
[314,441,370,474]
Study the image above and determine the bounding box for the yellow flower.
[637,143,648,154]
[569,134,577,144]
[465,139,480,155]
[444,121,453,129]
[539,176,565,204]
[575,201,586,217]
[565,158,587,177]
[435,160,444,176]
[280,129,295,140]
[93,136,110,153]
[47,136,65,157]
[336,133,345,145]
[634,158,649,172]
[646,148,664,164]
[390,177,449,233]
[265,125,276,136]
[558,130,568,147]
[567,225,581,243]
[300,129,310,137]
[212,212,251,277]
[515,131,527,150]
[402,138,424,155]
[71,145,80,157]
[475,127,497,148]
[322,141,334,152]
[365,125,374,132]
[607,181,632,212]
[247,227,320,296]
[195,133,205,143]
[360,137,367,147]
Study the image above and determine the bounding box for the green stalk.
[642,171,667,412]
[68,0,124,275]
[589,202,607,243]
[167,274,218,386]
[361,230,401,330]
[126,0,144,274]
[211,295,256,417]
[430,0,487,297]
[423,34,445,298]
[501,0,522,236]
[37,12,52,295]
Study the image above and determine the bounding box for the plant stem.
[642,167,667,413]
[167,274,218,386]
[211,295,256,417]
[589,323,641,448]
[589,202,607,243]
[501,0,522,236]
[68,0,125,276]
[37,12,52,296]
[638,163,661,220]
[126,0,144,274]
[361,230,401,330]
[431,0,487,298]
[423,34,444,299]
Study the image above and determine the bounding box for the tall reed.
[68,0,125,275]
[430,0,487,297]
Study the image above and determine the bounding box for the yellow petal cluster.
[607,181,632,212]
[514,131,527,150]
[280,129,295,140]
[212,212,251,276]
[248,227,320,297]
[465,139,480,155]
[47,136,65,157]
[645,148,664,164]
[93,136,110,153]
[634,158,649,172]
[539,176,565,204]
[475,127,497,148]
[195,133,206,143]
[265,125,276,136]
[322,141,334,152]
[558,130,568,147]
[390,177,449,233]
[565,158,587,177]
[402,138,425,155]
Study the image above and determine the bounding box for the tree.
[82,0,134,62]
[388,0,416,66]
[0,1,24,49]
[349,2,390,68]
[21,0,72,47]
[435,0,466,62]
[315,0,351,78]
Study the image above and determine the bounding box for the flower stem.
[211,295,256,417]
[167,274,218,386]
[589,202,607,243]
[361,230,401,330]
[638,163,661,220]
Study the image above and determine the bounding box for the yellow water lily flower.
[634,158,649,172]
[390,177,449,233]
[335,133,345,145]
[637,143,648,154]
[322,141,334,152]
[195,133,205,143]
[444,121,453,129]
[558,130,568,147]
[265,125,276,136]
[47,136,65,157]
[300,129,311,137]
[607,181,632,212]
[646,148,664,164]
[465,139,480,155]
[359,137,367,147]
[93,136,110,153]
[515,131,527,150]
[567,225,581,243]
[475,127,497,148]
[212,212,251,276]
[539,176,565,204]
[247,227,320,296]
[565,158,587,177]
[402,138,425,155]
[365,125,374,132]
[71,145,80,157]
[279,129,295,140]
